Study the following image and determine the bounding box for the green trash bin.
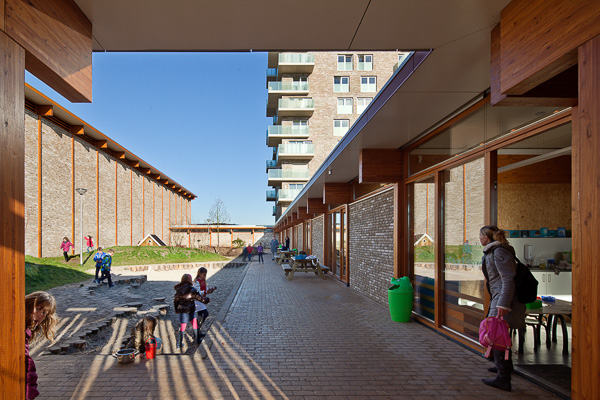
[388,277,414,322]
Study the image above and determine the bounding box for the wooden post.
[434,171,444,328]
[130,169,133,246]
[37,116,42,257]
[0,30,25,400]
[114,161,118,245]
[152,182,155,234]
[71,135,75,252]
[96,149,99,246]
[142,175,145,237]
[572,34,600,400]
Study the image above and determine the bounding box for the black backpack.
[483,246,538,304]
[513,256,538,304]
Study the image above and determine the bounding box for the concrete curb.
[197,262,251,359]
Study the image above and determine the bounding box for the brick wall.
[348,188,395,306]
[312,215,324,262]
[23,111,192,257]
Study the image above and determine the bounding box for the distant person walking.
[85,235,94,253]
[270,237,279,260]
[60,237,74,262]
[257,243,264,263]
[285,236,290,250]
[241,244,248,262]
[246,244,254,262]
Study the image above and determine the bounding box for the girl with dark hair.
[479,225,525,392]
[25,291,58,400]
[173,274,206,349]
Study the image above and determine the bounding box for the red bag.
[479,316,511,359]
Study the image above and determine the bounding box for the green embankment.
[25,246,228,293]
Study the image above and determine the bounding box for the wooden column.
[130,170,133,246]
[484,151,498,226]
[142,176,145,237]
[71,135,75,251]
[572,34,600,400]
[161,188,164,240]
[168,191,171,245]
[152,183,155,234]
[434,171,444,328]
[114,162,118,245]
[0,30,25,400]
[96,149,99,246]
[37,116,42,257]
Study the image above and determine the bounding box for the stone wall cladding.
[41,119,72,257]
[172,230,274,248]
[24,112,191,257]
[297,224,303,251]
[98,152,116,249]
[24,110,39,256]
[74,138,97,252]
[117,162,131,246]
[312,215,324,262]
[348,188,395,306]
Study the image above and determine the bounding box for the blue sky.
[26,52,273,226]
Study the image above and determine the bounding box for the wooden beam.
[142,168,151,175]
[114,151,125,160]
[491,23,578,107]
[306,197,327,214]
[35,104,53,116]
[359,149,402,183]
[70,125,84,135]
[499,0,599,96]
[0,31,25,400]
[572,35,600,400]
[95,140,107,149]
[297,207,310,220]
[5,0,92,102]
[323,182,351,205]
[125,159,140,168]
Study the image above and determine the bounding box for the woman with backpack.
[479,225,525,392]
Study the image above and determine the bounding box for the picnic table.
[285,257,329,280]
[277,250,296,265]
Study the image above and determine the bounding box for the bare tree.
[208,198,230,251]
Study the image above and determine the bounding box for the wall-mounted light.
[328,170,332,175]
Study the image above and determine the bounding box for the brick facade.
[311,215,324,262]
[23,111,191,257]
[348,188,395,306]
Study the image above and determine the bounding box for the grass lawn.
[25,246,229,293]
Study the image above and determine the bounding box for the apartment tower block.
[265,51,408,220]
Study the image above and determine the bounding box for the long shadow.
[25,262,91,294]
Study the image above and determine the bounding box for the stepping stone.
[49,345,62,354]
[130,283,140,289]
[114,307,137,315]
[60,343,71,353]
[155,304,169,315]
[71,340,87,350]
[153,297,166,302]
[125,302,143,308]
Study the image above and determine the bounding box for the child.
[241,244,248,262]
[85,235,94,253]
[59,237,74,262]
[246,244,253,262]
[92,247,104,283]
[25,291,58,400]
[124,315,162,355]
[193,267,216,342]
[97,249,115,288]
[174,274,207,348]
[257,243,264,263]
[295,250,307,260]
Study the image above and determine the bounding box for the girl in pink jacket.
[60,237,74,262]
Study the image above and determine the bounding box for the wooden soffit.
[306,198,326,215]
[323,182,351,206]
[499,0,600,96]
[5,0,93,102]
[491,23,577,107]
[359,149,403,183]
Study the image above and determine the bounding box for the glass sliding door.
[330,207,348,283]
[442,158,485,340]
[411,177,436,321]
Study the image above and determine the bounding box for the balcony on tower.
[267,81,310,116]
[277,188,303,204]
[267,168,310,187]
[274,98,315,118]
[266,124,310,147]
[266,189,277,201]
[276,142,314,163]
[268,52,315,75]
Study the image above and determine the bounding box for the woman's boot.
[482,349,512,391]
[193,329,206,344]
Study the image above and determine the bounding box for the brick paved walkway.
[35,257,558,399]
